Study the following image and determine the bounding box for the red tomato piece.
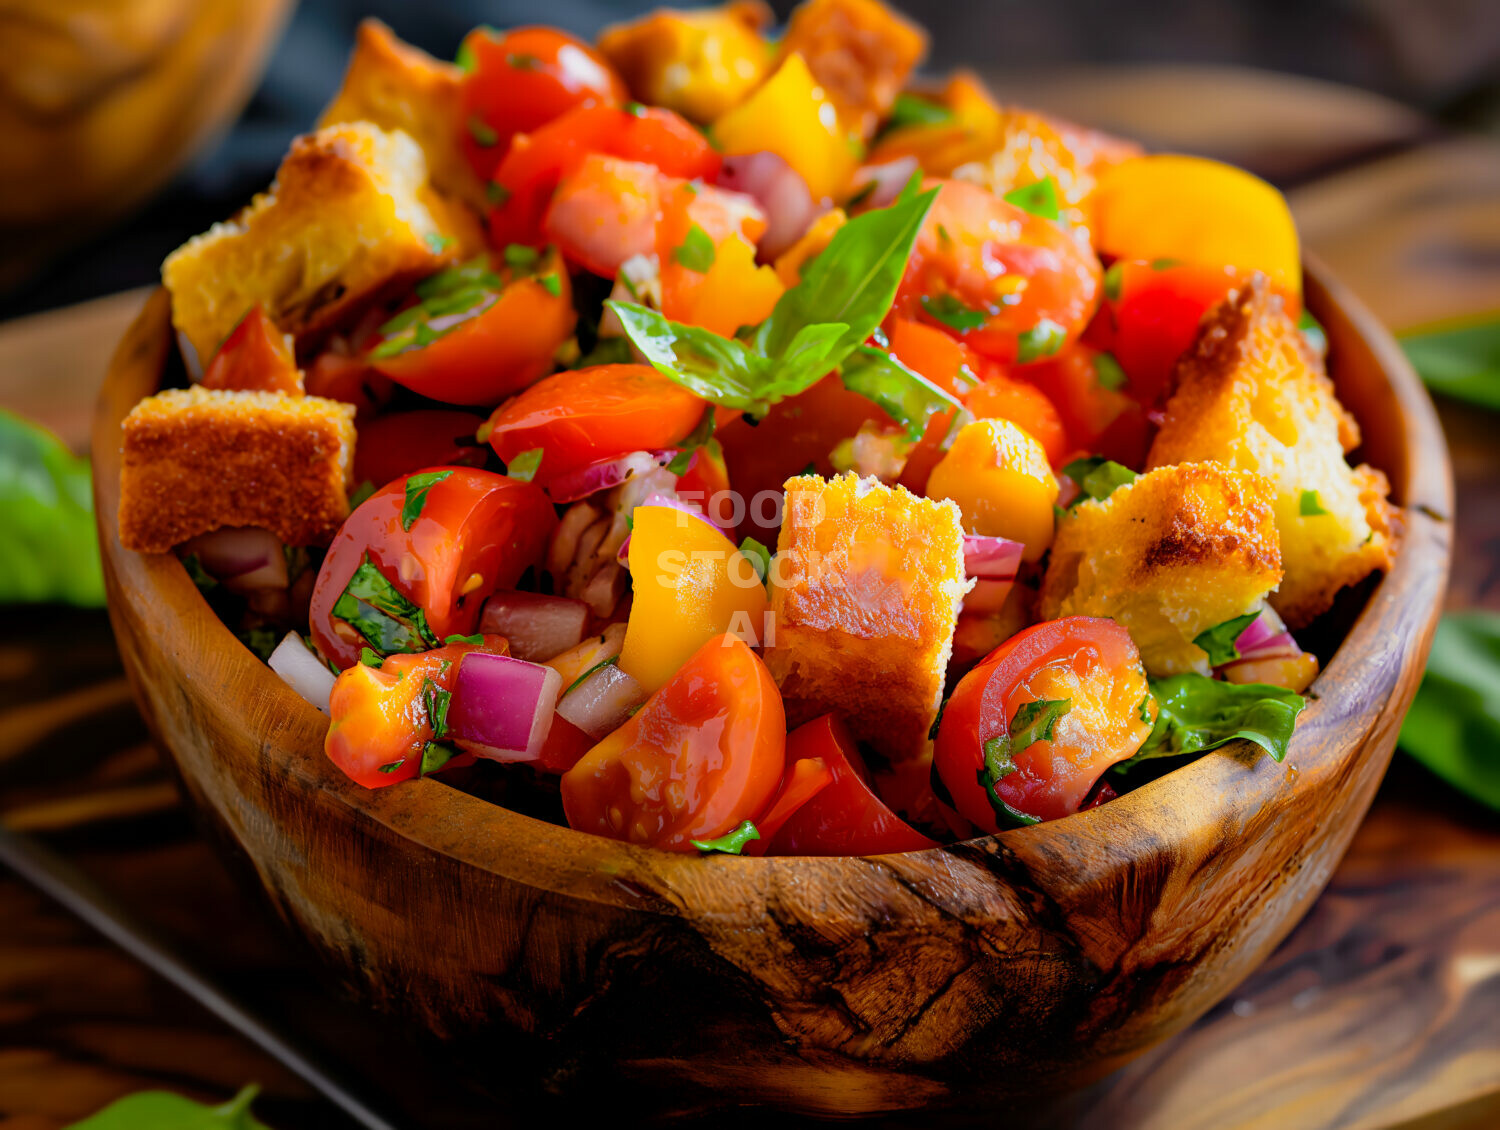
[488,103,721,248]
[200,306,301,394]
[325,638,506,789]
[353,409,488,490]
[764,714,938,856]
[304,348,394,422]
[896,178,1102,366]
[458,26,626,177]
[483,364,707,489]
[1020,343,1153,470]
[367,251,576,406]
[742,757,836,855]
[561,633,786,851]
[933,617,1155,830]
[535,715,597,776]
[309,468,557,670]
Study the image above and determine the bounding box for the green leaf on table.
[65,1083,271,1129]
[1192,611,1261,666]
[0,410,104,606]
[1112,673,1306,780]
[1398,611,1500,811]
[838,344,964,441]
[1399,315,1500,411]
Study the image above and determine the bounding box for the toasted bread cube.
[1147,277,1396,628]
[767,473,969,762]
[319,19,488,212]
[119,387,355,553]
[1039,463,1283,677]
[162,121,471,364]
[779,0,927,138]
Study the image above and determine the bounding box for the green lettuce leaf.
[0,410,105,606]
[1399,611,1500,811]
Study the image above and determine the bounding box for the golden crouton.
[319,19,488,213]
[162,121,471,364]
[1040,463,1283,676]
[598,2,774,124]
[779,0,927,138]
[119,387,355,553]
[1147,278,1396,628]
[767,473,969,762]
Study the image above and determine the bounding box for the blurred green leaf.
[1400,316,1500,411]
[67,1084,271,1129]
[0,410,104,606]
[1399,611,1500,811]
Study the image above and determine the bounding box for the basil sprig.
[838,345,965,441]
[609,184,940,422]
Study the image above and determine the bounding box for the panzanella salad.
[119,0,1397,854]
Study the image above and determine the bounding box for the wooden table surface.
[1,67,1498,1129]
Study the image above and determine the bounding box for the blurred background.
[1,0,1498,319]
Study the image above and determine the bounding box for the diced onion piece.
[267,632,335,714]
[717,151,827,260]
[963,578,1014,616]
[545,622,628,688]
[447,652,562,763]
[962,534,1024,581]
[850,157,920,211]
[479,591,591,662]
[556,662,647,740]
[546,449,678,504]
[180,527,287,590]
[1232,605,1294,658]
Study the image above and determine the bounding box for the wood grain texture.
[87,268,1452,1116]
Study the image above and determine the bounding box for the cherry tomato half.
[483,364,707,489]
[896,178,1102,366]
[367,251,576,406]
[309,467,556,670]
[458,26,626,178]
[764,714,938,856]
[200,306,301,395]
[488,103,721,248]
[352,409,488,490]
[325,638,506,789]
[934,617,1155,829]
[561,633,786,851]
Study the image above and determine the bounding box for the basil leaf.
[358,647,383,667]
[1193,611,1261,666]
[0,410,105,606]
[976,735,1039,829]
[1114,673,1306,774]
[444,632,484,646]
[921,293,987,332]
[503,243,539,270]
[1398,611,1500,811]
[378,760,405,774]
[737,536,771,583]
[753,184,939,363]
[691,820,761,854]
[423,677,452,740]
[401,470,453,531]
[1016,318,1067,363]
[66,1083,271,1129]
[1003,176,1061,221]
[839,344,964,442]
[333,557,438,655]
[420,741,459,776]
[673,223,717,273]
[888,92,953,130]
[1062,456,1138,503]
[1093,351,1128,391]
[505,448,544,482]
[1009,698,1071,755]
[667,408,717,475]
[1299,489,1328,516]
[608,301,773,412]
[1400,316,1500,411]
[1103,262,1124,302]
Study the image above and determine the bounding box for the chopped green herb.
[1193,611,1260,666]
[237,627,279,662]
[673,223,717,273]
[506,52,539,70]
[737,536,772,583]
[378,761,405,774]
[691,820,761,854]
[503,243,539,270]
[936,223,953,245]
[1093,351,1128,391]
[564,654,619,697]
[455,39,478,73]
[425,232,454,254]
[1009,698,1071,755]
[928,696,949,740]
[1016,318,1067,363]
[401,469,454,531]
[1150,258,1181,271]
[348,480,376,508]
[1103,262,1124,302]
[839,344,965,441]
[358,647,383,667]
[420,741,459,776]
[1299,489,1329,516]
[1298,309,1327,354]
[423,677,451,740]
[888,92,954,129]
[667,409,716,475]
[1062,456,1138,503]
[505,447,544,482]
[487,180,511,206]
[467,114,498,147]
[180,553,218,592]
[332,556,439,655]
[921,292,988,332]
[1003,176,1061,221]
[539,272,563,297]
[623,100,647,117]
[1138,694,1154,725]
[445,632,484,646]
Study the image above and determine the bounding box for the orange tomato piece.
[200,306,302,395]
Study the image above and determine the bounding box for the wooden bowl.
[93,265,1451,1116]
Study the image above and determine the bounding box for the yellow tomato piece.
[668,233,785,337]
[1092,154,1302,298]
[927,418,1058,562]
[711,52,859,201]
[597,2,773,124]
[620,505,770,691]
[773,207,846,287]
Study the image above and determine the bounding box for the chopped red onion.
[1227,606,1304,664]
[962,535,1024,580]
[447,652,562,763]
[850,157,920,211]
[717,151,828,260]
[267,632,335,714]
[479,590,590,661]
[546,450,679,504]
[556,662,647,740]
[180,527,287,591]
